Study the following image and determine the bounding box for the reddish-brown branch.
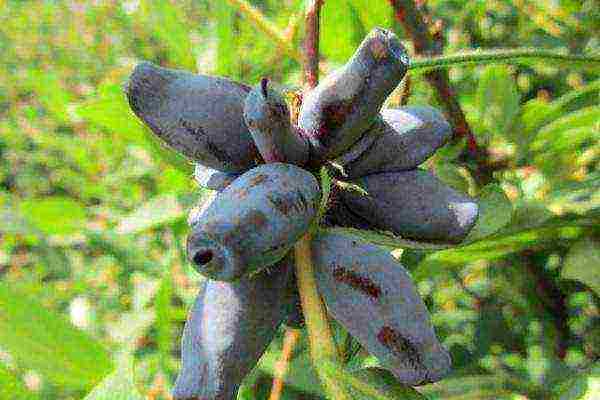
[388,0,476,151]
[304,0,324,89]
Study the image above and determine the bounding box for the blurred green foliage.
[0,0,598,399]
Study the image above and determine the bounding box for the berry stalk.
[294,1,350,398]
[294,233,349,399]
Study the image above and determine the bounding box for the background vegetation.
[0,0,598,399]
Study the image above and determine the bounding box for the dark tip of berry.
[193,249,214,266]
[261,77,269,99]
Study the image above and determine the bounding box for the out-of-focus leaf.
[116,194,185,235]
[215,1,239,78]
[77,83,147,145]
[476,66,520,138]
[546,173,600,214]
[0,364,38,400]
[83,357,143,400]
[256,345,325,397]
[554,363,600,400]
[155,273,174,372]
[137,0,195,70]
[561,238,600,295]
[532,106,600,149]
[414,213,595,279]
[78,83,193,175]
[466,184,513,242]
[322,0,366,62]
[106,310,155,354]
[522,79,600,134]
[26,70,73,124]
[0,283,113,390]
[351,0,394,32]
[19,196,87,236]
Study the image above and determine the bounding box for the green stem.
[294,233,349,399]
[410,48,600,71]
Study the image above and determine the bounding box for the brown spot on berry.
[377,326,423,371]
[369,38,388,60]
[247,174,269,188]
[323,100,353,129]
[244,210,267,229]
[267,190,308,216]
[332,266,382,299]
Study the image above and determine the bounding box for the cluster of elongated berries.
[126,27,479,400]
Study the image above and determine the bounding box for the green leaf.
[255,345,325,397]
[476,66,520,138]
[19,196,87,236]
[561,238,600,295]
[0,283,113,390]
[433,163,470,194]
[0,364,38,400]
[215,1,239,78]
[137,0,195,70]
[77,83,148,145]
[419,374,516,399]
[78,83,193,175]
[414,214,591,280]
[25,69,73,124]
[354,368,427,400]
[554,363,600,400]
[320,361,425,400]
[465,184,513,242]
[324,227,453,250]
[532,106,600,150]
[315,166,332,227]
[522,78,600,134]
[116,193,185,235]
[155,273,174,372]
[83,357,143,400]
[321,0,367,62]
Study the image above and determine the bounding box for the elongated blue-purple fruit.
[173,255,296,400]
[338,169,479,243]
[194,164,241,191]
[125,62,258,172]
[298,28,409,161]
[187,163,320,280]
[311,231,451,385]
[336,107,452,178]
[243,79,309,165]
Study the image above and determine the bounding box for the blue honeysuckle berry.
[298,27,409,161]
[311,231,451,386]
[335,106,453,178]
[173,254,296,400]
[336,169,479,244]
[125,26,478,400]
[244,78,309,165]
[125,62,258,173]
[187,162,320,281]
